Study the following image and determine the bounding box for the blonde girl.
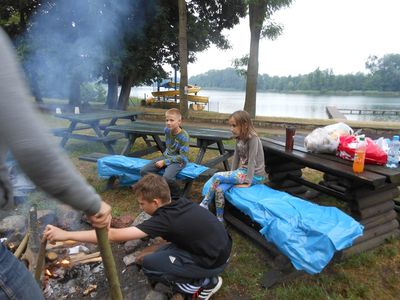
[200,110,266,222]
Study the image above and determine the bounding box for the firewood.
[34,239,47,284]
[77,257,102,265]
[69,251,101,263]
[46,240,79,250]
[83,284,97,296]
[46,251,58,261]
[14,233,29,259]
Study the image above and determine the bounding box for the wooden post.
[95,228,123,300]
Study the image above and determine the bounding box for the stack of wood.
[320,174,400,256]
[344,183,400,256]
[265,155,310,198]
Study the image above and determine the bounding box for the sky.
[186,0,400,77]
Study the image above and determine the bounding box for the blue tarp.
[97,155,209,186]
[224,184,364,274]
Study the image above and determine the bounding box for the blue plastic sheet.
[97,155,209,186]
[225,184,364,274]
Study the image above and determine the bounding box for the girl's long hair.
[229,110,257,141]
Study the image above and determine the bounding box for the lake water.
[130,86,400,121]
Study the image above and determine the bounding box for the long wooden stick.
[34,239,47,284]
[14,233,29,259]
[95,228,123,300]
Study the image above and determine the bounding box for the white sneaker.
[197,276,223,300]
[199,201,209,210]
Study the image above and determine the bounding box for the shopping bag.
[337,135,387,165]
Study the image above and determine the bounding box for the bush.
[80,82,107,103]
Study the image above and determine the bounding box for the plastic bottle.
[386,135,400,168]
[353,135,366,173]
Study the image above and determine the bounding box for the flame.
[61,259,70,265]
[45,269,52,276]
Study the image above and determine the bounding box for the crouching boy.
[44,174,232,299]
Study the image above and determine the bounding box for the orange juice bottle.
[353,136,366,173]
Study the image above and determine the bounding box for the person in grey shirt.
[199,110,266,222]
[0,27,111,299]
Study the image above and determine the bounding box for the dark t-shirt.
[137,197,232,268]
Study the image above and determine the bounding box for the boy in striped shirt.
[140,108,189,197]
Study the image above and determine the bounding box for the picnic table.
[106,121,234,170]
[224,135,400,287]
[260,136,400,255]
[53,109,143,154]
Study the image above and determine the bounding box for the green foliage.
[189,52,400,92]
[80,82,106,103]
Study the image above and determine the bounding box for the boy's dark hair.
[131,174,171,204]
[229,110,257,140]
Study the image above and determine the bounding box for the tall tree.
[244,0,292,118]
[178,0,188,117]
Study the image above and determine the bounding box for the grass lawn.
[41,110,400,300]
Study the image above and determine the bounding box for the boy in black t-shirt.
[44,174,232,299]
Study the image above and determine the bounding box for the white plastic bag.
[304,122,353,153]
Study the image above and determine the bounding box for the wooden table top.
[54,109,143,123]
[107,121,233,140]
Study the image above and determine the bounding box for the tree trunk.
[68,74,82,107]
[106,73,118,109]
[244,2,266,119]
[117,74,134,110]
[29,70,43,103]
[178,0,189,118]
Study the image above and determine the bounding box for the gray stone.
[144,290,168,300]
[131,211,151,226]
[124,239,145,254]
[0,215,26,240]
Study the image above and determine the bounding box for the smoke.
[23,0,147,99]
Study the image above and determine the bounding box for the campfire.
[1,205,106,298]
[42,242,104,298]
[1,206,154,299]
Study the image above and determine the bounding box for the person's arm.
[0,29,109,226]
[44,224,147,244]
[231,143,240,171]
[243,136,259,184]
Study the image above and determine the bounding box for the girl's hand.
[43,224,68,242]
[235,183,251,188]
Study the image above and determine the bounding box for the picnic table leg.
[152,135,166,152]
[60,121,77,148]
[93,123,116,154]
[121,134,137,155]
[103,117,118,136]
[217,140,230,170]
[194,140,207,164]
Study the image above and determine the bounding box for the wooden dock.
[338,108,400,116]
[326,106,347,120]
